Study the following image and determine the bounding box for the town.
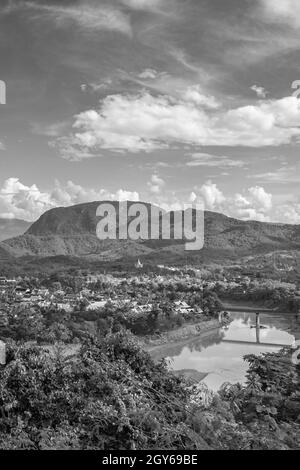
[0,261,299,350]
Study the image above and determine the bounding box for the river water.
[164,311,297,391]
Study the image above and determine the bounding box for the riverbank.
[143,299,279,355]
[140,318,224,383]
[142,318,221,350]
[221,299,275,313]
[139,318,226,367]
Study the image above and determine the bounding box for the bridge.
[220,311,296,349]
[222,305,275,313]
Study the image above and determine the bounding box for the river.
[156,311,298,391]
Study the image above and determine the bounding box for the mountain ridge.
[1,201,299,262]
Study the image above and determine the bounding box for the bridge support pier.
[256,313,261,343]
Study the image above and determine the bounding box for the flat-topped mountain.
[1,201,299,262]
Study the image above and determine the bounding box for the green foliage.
[6,305,45,341]
[217,349,300,449]
[0,334,299,450]
[217,279,300,313]
[0,333,208,450]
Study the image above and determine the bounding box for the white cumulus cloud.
[251,85,267,98]
[54,92,300,158]
[147,174,165,194]
[260,0,300,27]
[191,182,275,222]
[199,181,226,210]
[0,178,139,221]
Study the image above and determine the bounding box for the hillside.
[1,201,300,262]
[0,218,31,242]
[0,245,13,262]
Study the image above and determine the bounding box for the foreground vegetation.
[0,271,299,450]
[0,331,299,450]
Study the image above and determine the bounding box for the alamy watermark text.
[96,201,204,251]
[0,80,6,104]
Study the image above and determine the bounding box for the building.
[174,301,194,315]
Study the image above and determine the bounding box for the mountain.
[0,218,31,242]
[1,201,300,263]
[0,245,13,262]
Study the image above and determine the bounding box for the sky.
[0,0,300,223]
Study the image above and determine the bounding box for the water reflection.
[166,312,296,392]
[152,328,225,362]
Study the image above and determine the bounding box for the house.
[174,301,194,314]
[55,302,73,313]
[131,302,153,314]
[86,300,107,311]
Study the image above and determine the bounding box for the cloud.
[0,177,298,224]
[234,189,300,223]
[182,85,220,109]
[0,178,139,221]
[196,183,300,223]
[147,174,165,194]
[4,1,132,36]
[251,85,267,98]
[138,69,159,79]
[251,163,300,183]
[167,47,209,78]
[127,71,216,107]
[243,186,273,212]
[187,153,246,168]
[31,121,68,137]
[227,186,273,221]
[260,0,300,27]
[191,181,274,222]
[198,181,225,211]
[54,91,300,158]
[120,0,163,11]
[50,135,102,161]
[216,96,300,146]
[274,202,300,224]
[0,177,53,221]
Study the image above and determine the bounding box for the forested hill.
[1,201,299,261]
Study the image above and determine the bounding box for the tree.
[7,305,45,341]
[0,334,208,450]
[0,337,299,450]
